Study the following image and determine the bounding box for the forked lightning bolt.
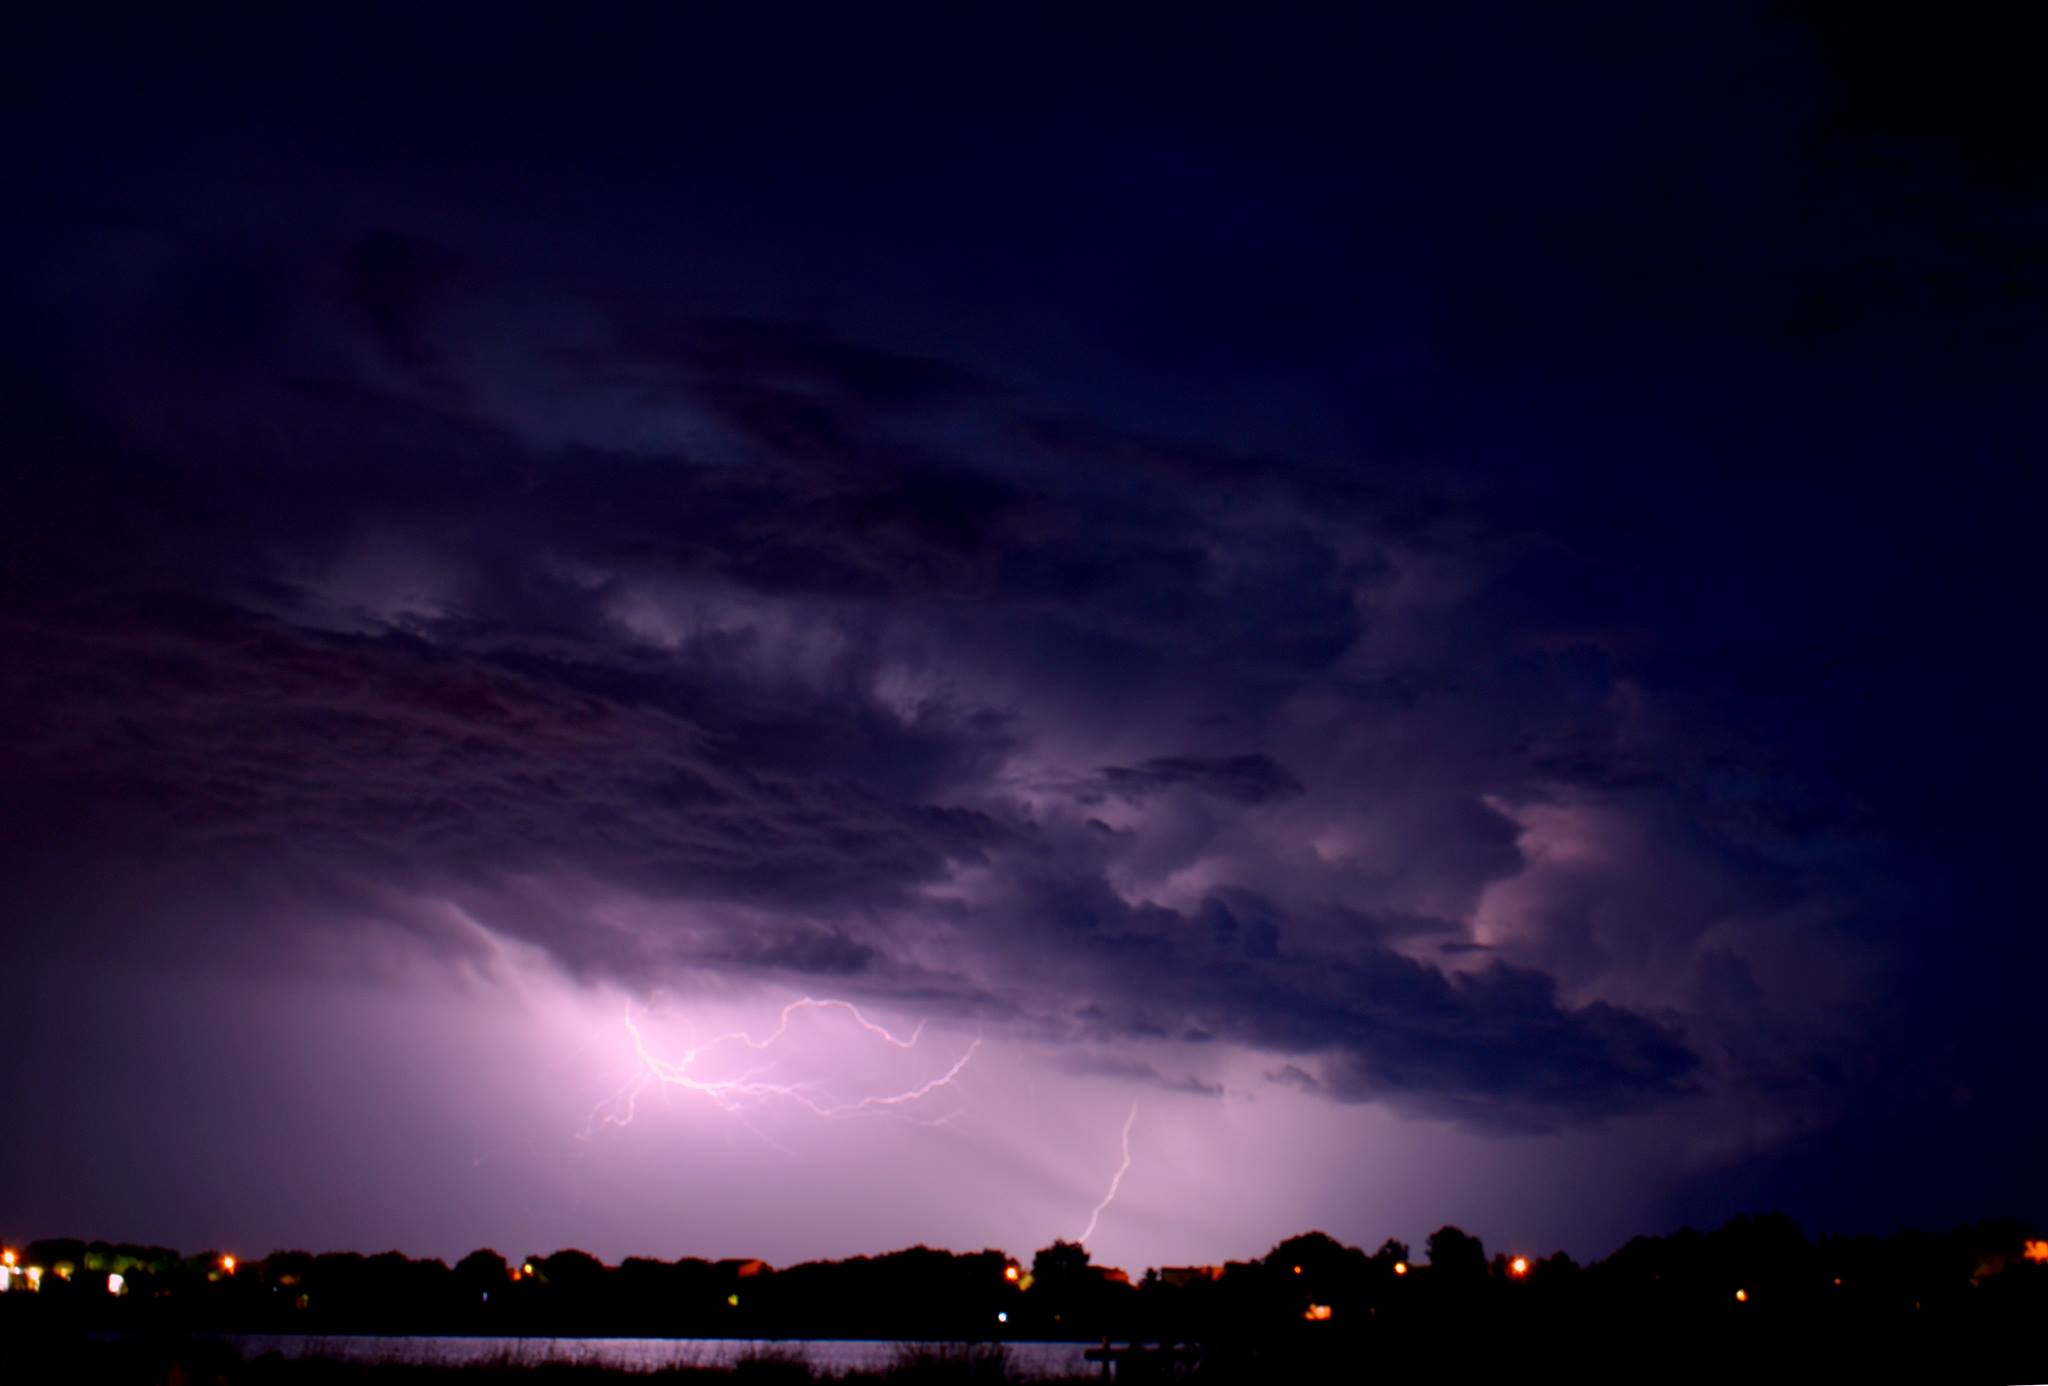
[589,996,979,1131]
[1077,1104,1138,1243]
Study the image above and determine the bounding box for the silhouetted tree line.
[5,1216,2045,1380]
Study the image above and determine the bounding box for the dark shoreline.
[8,1216,2045,1383]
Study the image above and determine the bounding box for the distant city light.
[107,1272,126,1295]
[727,1293,740,1307]
[1735,1289,1748,1303]
[1303,1303,1333,1321]
[220,1254,236,1274]
[1,1250,15,1267]
[997,1311,1008,1323]
[1392,1262,1408,1276]
[523,1263,536,1276]
[1291,1264,1303,1275]
[1509,1257,1529,1277]
[1004,1265,1020,1282]
[2024,1240,2048,1263]
[26,1266,43,1288]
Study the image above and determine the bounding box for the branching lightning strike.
[590,996,979,1132]
[1077,1103,1138,1243]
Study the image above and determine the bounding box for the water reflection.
[223,1335,1094,1376]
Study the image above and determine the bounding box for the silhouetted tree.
[1028,1239,1102,1335]
[25,1239,87,1275]
[1032,1238,1091,1283]
[1266,1231,1353,1278]
[453,1248,509,1312]
[1427,1225,1486,1282]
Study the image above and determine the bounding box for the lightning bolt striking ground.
[590,996,979,1132]
[1076,1103,1138,1243]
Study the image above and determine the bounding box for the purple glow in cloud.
[597,997,980,1128]
[6,3,2044,1275]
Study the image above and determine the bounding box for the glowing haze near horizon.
[3,6,2045,1273]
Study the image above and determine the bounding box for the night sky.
[5,5,2044,1274]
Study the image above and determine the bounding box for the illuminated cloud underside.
[5,3,2044,1269]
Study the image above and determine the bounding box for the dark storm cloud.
[1095,754,1305,806]
[0,580,1002,931]
[0,252,1704,1126]
[6,1,2045,1218]
[611,317,1001,414]
[964,871,1695,1130]
[1050,1053,1224,1100]
[347,230,471,396]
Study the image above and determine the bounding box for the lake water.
[223,1335,1099,1376]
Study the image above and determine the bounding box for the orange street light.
[1004,1265,1020,1282]
[220,1255,237,1275]
[2024,1240,2048,1264]
[1735,1289,1748,1303]
[1392,1262,1408,1276]
[0,1250,14,1268]
[1509,1257,1529,1278]
[1291,1264,1303,1275]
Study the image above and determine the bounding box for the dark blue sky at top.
[2,4,2043,1264]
